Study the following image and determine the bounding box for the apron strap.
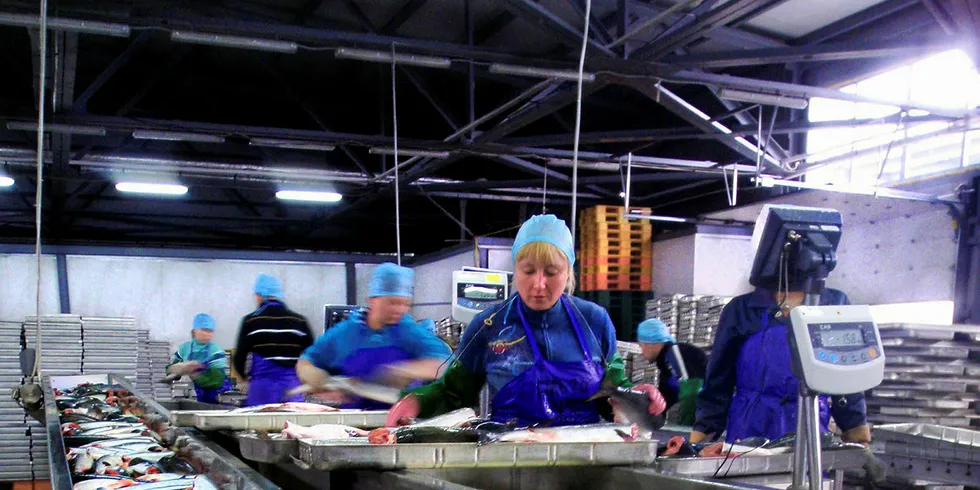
[560,296,594,360]
[514,297,544,361]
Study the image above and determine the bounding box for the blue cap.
[637,318,675,344]
[369,263,414,298]
[193,313,215,331]
[512,214,575,267]
[254,273,284,299]
[418,319,436,334]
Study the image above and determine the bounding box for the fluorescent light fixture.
[624,213,693,223]
[0,13,130,37]
[334,48,452,69]
[249,138,335,152]
[116,182,188,195]
[719,88,809,110]
[0,176,13,187]
[369,147,451,159]
[276,190,342,203]
[170,31,298,54]
[6,122,107,136]
[489,64,596,82]
[132,130,225,144]
[754,177,959,204]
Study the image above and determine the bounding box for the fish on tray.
[497,424,642,443]
[367,426,499,445]
[280,421,370,440]
[409,408,479,428]
[228,402,340,413]
[587,381,666,433]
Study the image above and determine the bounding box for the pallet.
[579,273,652,292]
[579,206,653,225]
[581,264,652,275]
[580,255,653,268]
[581,226,652,242]
[580,242,653,258]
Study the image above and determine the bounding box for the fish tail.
[614,429,635,442]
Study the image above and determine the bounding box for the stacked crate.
[579,291,651,341]
[578,205,653,292]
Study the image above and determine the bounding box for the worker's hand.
[842,425,871,446]
[385,395,420,427]
[633,383,667,415]
[689,431,707,443]
[186,361,204,372]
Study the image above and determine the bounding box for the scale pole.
[791,386,808,488]
[806,393,823,490]
[792,287,824,489]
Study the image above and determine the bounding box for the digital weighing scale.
[451,268,509,324]
[750,205,885,489]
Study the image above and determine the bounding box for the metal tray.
[885,364,966,376]
[191,410,389,431]
[875,424,980,448]
[878,326,955,340]
[236,433,298,463]
[866,398,970,410]
[883,346,971,359]
[297,439,659,471]
[656,447,867,478]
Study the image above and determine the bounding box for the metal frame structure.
[0,0,973,254]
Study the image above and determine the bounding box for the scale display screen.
[819,329,863,347]
[459,284,505,300]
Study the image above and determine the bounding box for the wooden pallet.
[580,255,654,268]
[579,205,653,224]
[579,272,652,291]
[581,225,652,241]
[581,264,652,275]
[580,241,654,258]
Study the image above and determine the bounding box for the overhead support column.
[345,263,357,306]
[56,254,70,314]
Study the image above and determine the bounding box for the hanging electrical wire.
[392,45,402,266]
[31,0,49,380]
[569,0,592,242]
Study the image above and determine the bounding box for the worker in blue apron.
[233,274,314,406]
[386,215,666,427]
[296,263,452,409]
[636,318,708,426]
[690,210,871,445]
[168,313,232,404]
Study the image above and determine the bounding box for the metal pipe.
[605,0,701,49]
[792,386,807,488]
[806,393,823,490]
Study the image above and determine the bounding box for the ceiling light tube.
[0,176,14,187]
[6,122,107,136]
[249,138,335,152]
[276,190,342,203]
[719,88,809,110]
[754,177,959,204]
[334,48,452,69]
[170,31,298,54]
[369,147,450,159]
[132,130,225,143]
[489,63,596,82]
[0,13,130,37]
[623,213,693,223]
[115,182,188,196]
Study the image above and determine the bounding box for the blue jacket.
[456,294,618,399]
[301,309,452,372]
[693,288,867,437]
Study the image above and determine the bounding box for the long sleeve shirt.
[233,300,313,376]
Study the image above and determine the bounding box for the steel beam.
[491,155,571,181]
[346,262,357,304]
[795,0,920,45]
[502,0,616,57]
[72,31,152,113]
[663,38,965,68]
[381,0,429,34]
[475,11,516,45]
[565,0,614,45]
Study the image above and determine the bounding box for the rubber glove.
[674,378,703,426]
[611,383,667,422]
[385,395,420,427]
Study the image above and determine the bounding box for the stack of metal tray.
[869,324,980,428]
[148,340,175,399]
[134,328,154,395]
[0,321,49,482]
[694,296,730,349]
[675,295,701,344]
[653,294,684,338]
[81,316,138,378]
[23,315,83,375]
[873,423,980,487]
[617,341,658,385]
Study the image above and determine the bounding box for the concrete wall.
[412,250,478,322]
[651,234,696,295]
[692,233,754,297]
[0,254,60,320]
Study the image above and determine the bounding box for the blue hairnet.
[254,273,284,299]
[511,214,576,267]
[369,263,414,298]
[418,319,436,334]
[637,318,675,344]
[193,313,216,331]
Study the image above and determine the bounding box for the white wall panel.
[487,249,513,272]
[67,256,346,350]
[0,254,60,320]
[652,235,696,295]
[355,263,378,306]
[692,234,754,297]
[412,251,477,322]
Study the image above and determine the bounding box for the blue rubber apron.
[726,312,830,443]
[246,354,304,406]
[490,295,605,427]
[194,378,232,405]
[340,341,414,410]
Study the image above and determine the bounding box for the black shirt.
[233,300,314,375]
[655,341,710,409]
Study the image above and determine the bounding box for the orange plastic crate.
[579,272,652,291]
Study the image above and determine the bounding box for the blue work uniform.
[455,294,617,425]
[171,340,232,404]
[301,309,452,409]
[693,288,868,443]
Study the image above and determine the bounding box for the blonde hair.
[514,241,576,292]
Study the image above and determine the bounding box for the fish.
[587,382,666,433]
[497,424,640,443]
[228,402,340,414]
[123,451,177,463]
[153,455,196,474]
[367,426,498,445]
[461,419,520,434]
[412,408,478,428]
[72,477,137,490]
[70,451,95,473]
[138,473,195,482]
[762,432,836,453]
[660,436,696,457]
[285,377,402,405]
[697,442,774,458]
[94,454,125,475]
[280,421,370,440]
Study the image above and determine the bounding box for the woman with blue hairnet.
[636,318,708,426]
[296,263,452,409]
[168,313,232,404]
[233,274,314,406]
[386,215,667,427]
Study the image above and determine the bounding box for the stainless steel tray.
[878,325,956,340]
[885,364,966,376]
[298,439,659,470]
[883,346,971,359]
[874,424,980,458]
[656,447,867,478]
[866,398,971,410]
[192,410,389,431]
[236,433,298,464]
